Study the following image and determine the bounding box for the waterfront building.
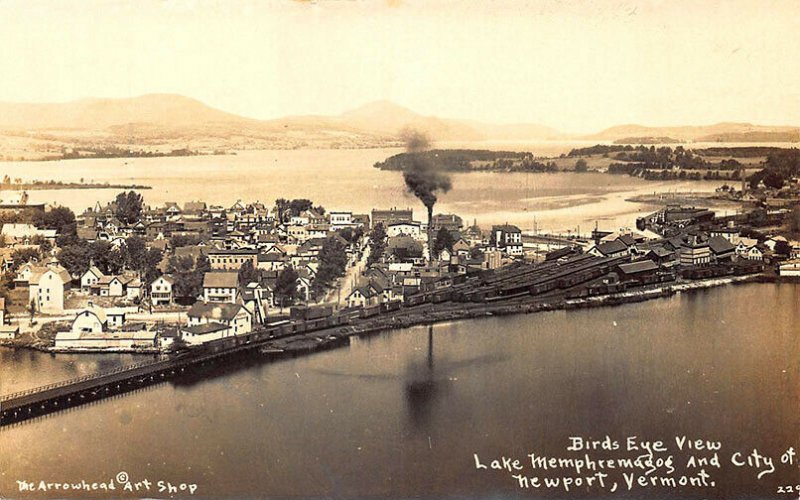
[679,236,712,266]
[588,239,629,259]
[0,297,16,340]
[708,236,736,262]
[735,238,763,261]
[183,301,252,345]
[54,304,154,350]
[778,260,800,277]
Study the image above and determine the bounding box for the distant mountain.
[0,94,256,130]
[587,122,800,143]
[337,100,562,141]
[0,94,796,161]
[0,94,563,159]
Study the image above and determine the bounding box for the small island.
[374,145,800,187]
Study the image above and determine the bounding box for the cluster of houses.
[5,195,800,351]
[586,225,771,266]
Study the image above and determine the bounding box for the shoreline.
[1,273,771,357]
[0,183,151,191]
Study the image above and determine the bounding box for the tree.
[115,191,144,225]
[392,244,423,261]
[469,246,484,260]
[574,159,588,172]
[288,199,314,217]
[11,248,41,269]
[238,260,260,287]
[58,244,91,276]
[774,240,792,257]
[433,227,456,257]
[274,266,299,310]
[337,226,364,244]
[274,198,290,223]
[122,236,148,272]
[33,206,77,237]
[29,298,36,323]
[312,236,348,296]
[763,171,785,190]
[30,235,52,254]
[107,248,125,275]
[167,254,207,303]
[88,241,114,274]
[170,234,201,248]
[790,206,800,234]
[367,223,387,266]
[143,248,163,284]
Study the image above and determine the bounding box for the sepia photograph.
[0,0,798,498]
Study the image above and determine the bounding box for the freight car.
[289,305,334,321]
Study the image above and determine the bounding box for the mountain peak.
[341,100,419,119]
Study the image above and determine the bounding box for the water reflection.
[0,284,796,498]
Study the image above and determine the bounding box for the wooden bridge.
[0,325,327,427]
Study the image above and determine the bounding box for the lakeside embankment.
[11,274,766,359]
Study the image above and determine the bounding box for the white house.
[106,308,127,328]
[80,266,105,292]
[296,275,312,302]
[203,272,239,303]
[150,275,175,305]
[124,277,143,301]
[386,221,422,239]
[735,238,763,261]
[98,276,125,297]
[15,262,45,287]
[182,302,252,345]
[329,211,354,230]
[346,285,380,308]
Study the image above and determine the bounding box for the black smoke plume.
[400,129,452,261]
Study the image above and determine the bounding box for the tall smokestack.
[400,129,452,263]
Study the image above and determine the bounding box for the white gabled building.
[29,266,71,313]
[54,304,154,351]
[80,266,105,292]
[202,272,239,303]
[182,302,252,345]
[150,275,175,305]
[386,221,423,240]
[491,224,523,256]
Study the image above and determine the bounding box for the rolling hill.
[586,122,800,143]
[0,94,797,160]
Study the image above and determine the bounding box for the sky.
[0,0,798,133]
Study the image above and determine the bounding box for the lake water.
[0,145,729,233]
[1,283,798,498]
